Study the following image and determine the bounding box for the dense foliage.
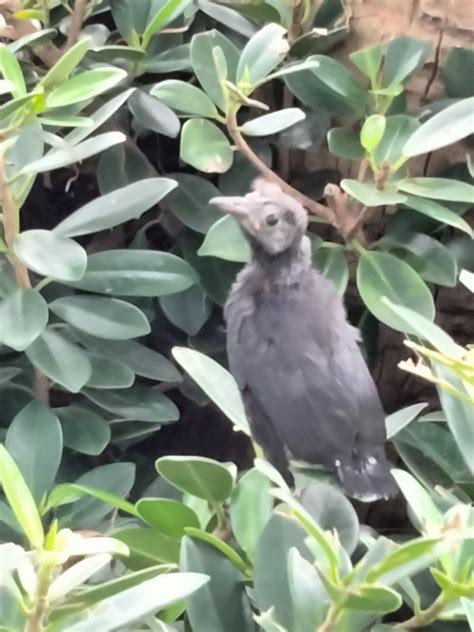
[0,0,473,630]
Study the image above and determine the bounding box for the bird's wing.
[226,274,386,468]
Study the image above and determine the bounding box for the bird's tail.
[335,456,398,502]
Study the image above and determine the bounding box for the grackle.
[210,179,397,501]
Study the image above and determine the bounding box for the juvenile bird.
[210,179,397,501]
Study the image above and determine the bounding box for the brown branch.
[65,0,88,50]
[0,155,50,403]
[226,109,336,226]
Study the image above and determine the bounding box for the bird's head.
[210,179,308,256]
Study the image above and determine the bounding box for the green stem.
[395,593,448,629]
[24,555,55,632]
[213,503,227,532]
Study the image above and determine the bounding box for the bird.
[209,178,397,501]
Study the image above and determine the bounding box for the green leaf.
[180,119,233,173]
[73,565,174,606]
[0,445,44,549]
[63,572,209,632]
[286,56,367,117]
[172,346,249,434]
[112,527,180,569]
[142,0,188,49]
[230,468,273,559]
[397,177,474,203]
[356,250,435,333]
[83,385,179,422]
[85,353,135,389]
[48,482,137,516]
[22,132,126,174]
[373,115,419,167]
[7,28,57,53]
[40,38,90,89]
[327,127,364,160]
[72,331,181,382]
[65,88,135,146]
[237,23,288,85]
[160,285,212,336]
[156,456,236,503]
[128,89,179,138]
[0,289,48,351]
[384,37,432,85]
[287,548,327,632]
[300,482,359,554]
[6,401,62,503]
[198,0,257,38]
[350,43,384,80]
[55,178,176,237]
[403,98,474,156]
[0,93,37,121]
[402,194,472,236]
[191,30,240,112]
[55,406,111,456]
[46,68,127,108]
[110,0,149,39]
[165,173,222,233]
[25,328,92,393]
[0,45,26,97]
[391,469,444,529]
[434,365,474,476]
[55,462,135,530]
[64,249,196,296]
[444,48,474,98]
[13,230,86,281]
[385,403,428,439]
[50,296,150,340]
[391,233,458,287]
[198,215,250,262]
[344,585,402,612]
[38,115,92,128]
[97,144,156,194]
[461,597,474,628]
[144,43,191,74]
[137,498,200,538]
[313,247,349,294]
[241,108,305,136]
[254,511,312,630]
[360,115,386,152]
[342,180,406,206]
[151,79,218,118]
[180,537,255,632]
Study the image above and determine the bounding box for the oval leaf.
[156,456,237,503]
[356,250,435,333]
[0,289,48,351]
[50,296,150,340]
[128,89,180,138]
[83,385,179,423]
[6,401,62,502]
[46,68,127,108]
[65,249,197,296]
[55,406,111,455]
[237,23,288,85]
[13,230,87,281]
[198,215,250,262]
[54,178,177,238]
[180,119,233,173]
[403,98,474,156]
[241,108,305,136]
[172,347,249,434]
[136,498,200,538]
[150,80,218,118]
[25,328,92,393]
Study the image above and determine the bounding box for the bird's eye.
[265,213,279,226]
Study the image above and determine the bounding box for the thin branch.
[65,0,88,50]
[226,109,336,226]
[395,594,447,629]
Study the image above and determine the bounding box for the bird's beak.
[209,196,259,233]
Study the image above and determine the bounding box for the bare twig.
[65,0,88,50]
[394,594,447,629]
[226,109,336,226]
